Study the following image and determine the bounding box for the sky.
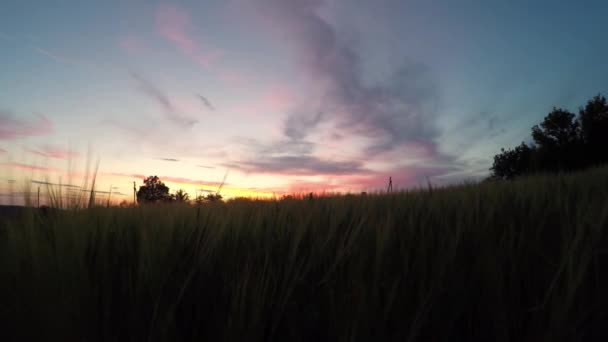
[1,0,607,204]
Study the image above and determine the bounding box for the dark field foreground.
[1,169,608,341]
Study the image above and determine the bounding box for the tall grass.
[1,167,607,341]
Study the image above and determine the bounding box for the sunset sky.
[1,0,607,204]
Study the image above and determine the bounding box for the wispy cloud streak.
[1,162,61,173]
[0,111,53,140]
[25,145,79,159]
[232,155,367,176]
[130,72,198,127]
[198,94,215,111]
[31,180,81,188]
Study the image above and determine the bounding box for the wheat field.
[1,167,607,341]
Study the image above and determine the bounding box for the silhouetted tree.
[579,95,608,165]
[137,176,173,204]
[530,108,583,171]
[194,193,223,204]
[490,142,535,180]
[204,193,223,202]
[490,94,608,180]
[531,108,580,148]
[174,189,190,203]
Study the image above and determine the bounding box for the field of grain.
[1,167,607,341]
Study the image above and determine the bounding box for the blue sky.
[1,0,607,203]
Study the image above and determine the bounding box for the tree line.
[136,175,222,204]
[490,94,608,180]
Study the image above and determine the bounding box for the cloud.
[284,110,324,140]
[32,46,86,67]
[0,111,53,140]
[156,3,224,68]
[158,158,180,162]
[234,137,315,156]
[233,155,366,176]
[1,162,61,173]
[197,94,215,111]
[31,180,81,188]
[228,137,367,176]
[25,145,79,159]
[0,148,6,154]
[210,0,467,189]
[161,175,227,187]
[250,0,441,155]
[130,72,198,127]
[105,172,145,178]
[197,189,216,194]
[197,164,215,169]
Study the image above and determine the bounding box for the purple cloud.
[0,111,53,140]
[231,155,367,176]
[251,0,441,154]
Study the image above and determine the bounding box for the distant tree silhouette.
[490,94,608,180]
[194,193,223,204]
[137,176,173,204]
[174,189,190,203]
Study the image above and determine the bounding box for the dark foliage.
[579,95,608,165]
[174,189,190,203]
[490,143,535,180]
[490,94,608,180]
[136,176,173,204]
[2,168,608,341]
[195,193,223,204]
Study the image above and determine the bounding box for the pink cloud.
[161,175,226,187]
[0,112,53,140]
[1,162,62,173]
[0,148,6,154]
[156,4,224,68]
[31,47,86,67]
[24,145,80,159]
[105,172,147,180]
[261,85,297,111]
[227,83,296,119]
